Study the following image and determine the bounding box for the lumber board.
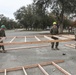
[25,36,26,42]
[5,69,6,75]
[0,39,74,45]
[70,44,75,46]
[62,35,75,39]
[6,45,50,51]
[5,35,43,38]
[38,64,49,75]
[52,62,71,75]
[22,67,27,75]
[9,36,16,43]
[35,36,41,41]
[65,44,75,48]
[53,35,68,40]
[44,35,54,40]
[1,34,74,38]
[0,60,64,73]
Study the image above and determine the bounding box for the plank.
[25,36,26,42]
[0,60,64,73]
[35,36,41,41]
[68,44,75,46]
[1,35,74,39]
[53,35,68,40]
[0,39,74,45]
[44,35,54,40]
[38,64,49,75]
[4,69,6,75]
[6,45,50,51]
[9,36,16,43]
[52,62,71,75]
[62,35,75,39]
[65,44,75,48]
[22,67,27,75]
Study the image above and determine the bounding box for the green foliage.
[73,21,76,27]
[13,0,76,31]
[63,19,72,28]
[0,14,18,29]
[47,0,76,32]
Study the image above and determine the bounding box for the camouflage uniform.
[50,25,59,50]
[0,29,6,52]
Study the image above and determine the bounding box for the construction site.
[0,0,76,75]
[0,30,76,75]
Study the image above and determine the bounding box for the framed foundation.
[0,34,75,50]
[0,60,71,75]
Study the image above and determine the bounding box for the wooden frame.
[0,39,74,45]
[51,62,71,75]
[0,35,75,45]
[0,35,75,50]
[0,60,71,75]
[6,45,50,51]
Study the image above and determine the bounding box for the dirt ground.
[0,30,76,75]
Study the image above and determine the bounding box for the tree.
[34,0,76,33]
[73,21,76,27]
[51,0,76,33]
[33,0,51,30]
[14,5,35,30]
[0,14,18,29]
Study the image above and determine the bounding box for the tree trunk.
[59,4,64,33]
[59,24,63,34]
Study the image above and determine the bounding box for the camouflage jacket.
[0,29,6,37]
[50,26,59,35]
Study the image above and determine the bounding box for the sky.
[0,0,33,20]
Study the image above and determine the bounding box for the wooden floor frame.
[0,35,73,75]
[65,43,76,49]
[0,35,75,45]
[0,60,71,75]
[0,35,75,50]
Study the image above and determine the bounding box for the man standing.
[50,22,59,50]
[0,25,6,53]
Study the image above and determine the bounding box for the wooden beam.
[22,67,27,75]
[0,39,74,45]
[3,35,43,38]
[52,62,71,75]
[69,44,75,46]
[4,69,6,75]
[1,35,74,39]
[27,35,44,38]
[44,35,54,40]
[38,64,49,75]
[65,44,75,48]
[9,36,16,43]
[62,35,75,39]
[25,36,26,42]
[0,60,64,73]
[6,45,50,51]
[53,35,68,40]
[35,36,41,41]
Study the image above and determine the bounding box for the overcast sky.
[0,0,33,20]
